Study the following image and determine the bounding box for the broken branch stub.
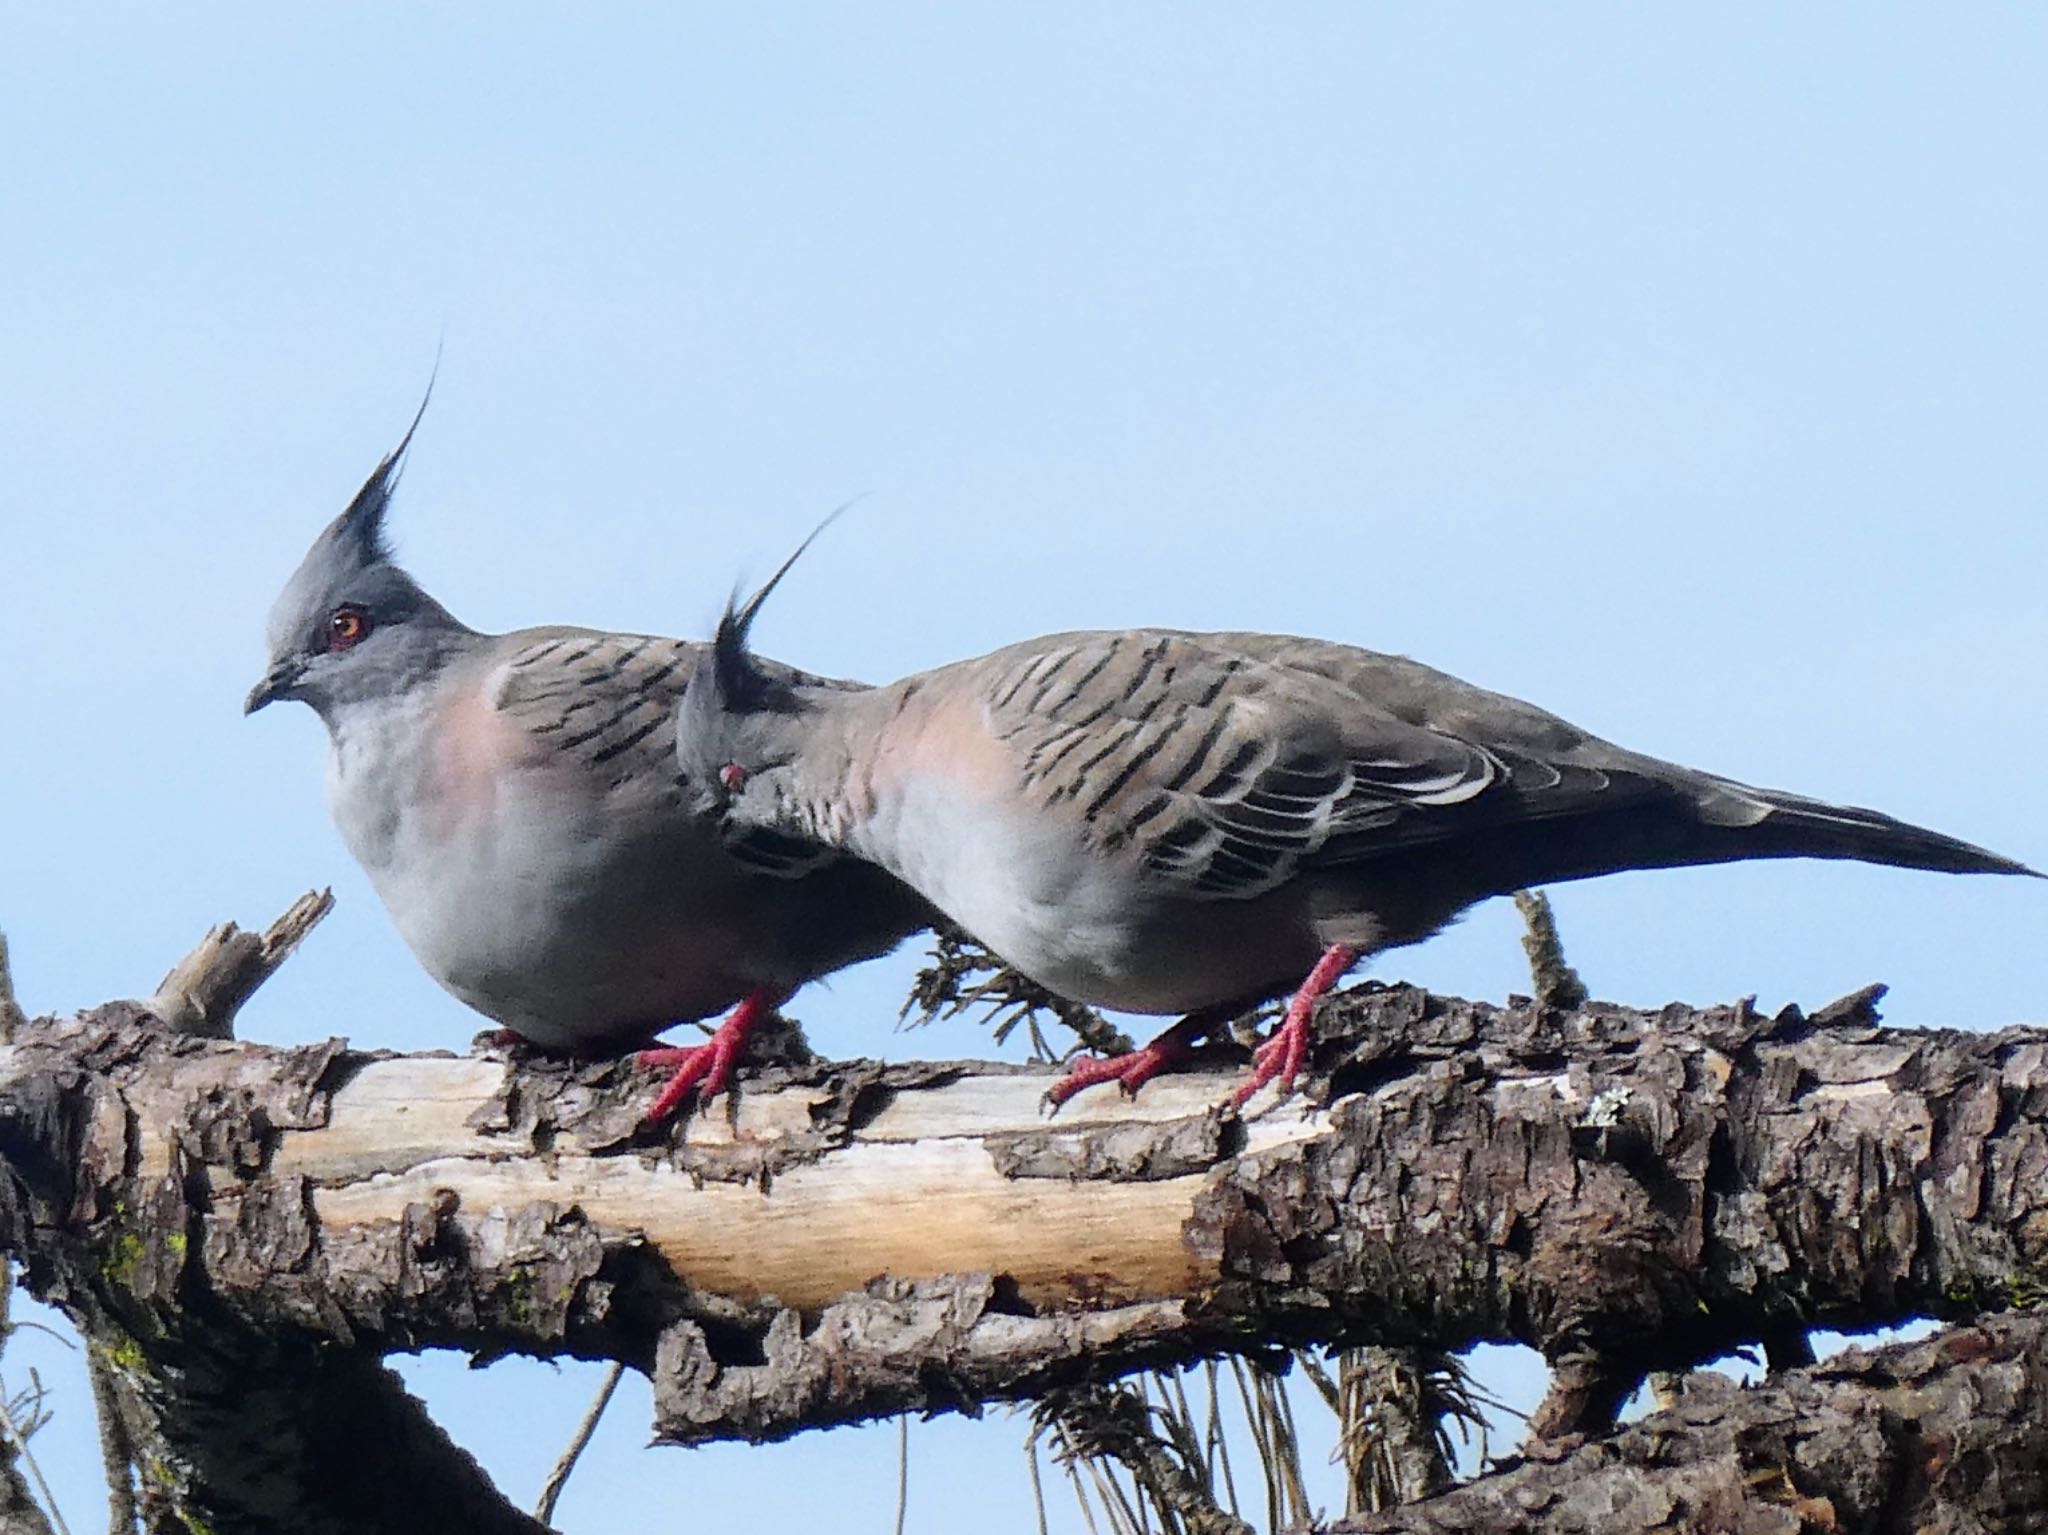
[144,889,334,1040]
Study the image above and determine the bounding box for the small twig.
[1025,1429,1053,1535]
[1260,1365,1312,1527]
[0,931,27,1039]
[892,1414,909,1535]
[1041,1383,1251,1535]
[0,1271,66,1535]
[0,1393,63,1535]
[1064,1447,1106,1535]
[1087,1453,1143,1535]
[1513,889,1588,1011]
[86,1350,138,1535]
[145,889,334,1040]
[1040,1391,1245,1535]
[903,924,1132,1060]
[1225,1360,1276,1534]
[1163,1371,1207,1500]
[1201,1362,1238,1519]
[532,1361,624,1526]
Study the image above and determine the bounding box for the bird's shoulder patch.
[488,630,704,788]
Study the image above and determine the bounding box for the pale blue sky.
[3,6,2044,1530]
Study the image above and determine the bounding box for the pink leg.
[1045,1017,1205,1109]
[638,987,780,1127]
[1232,944,1360,1109]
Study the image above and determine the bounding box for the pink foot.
[1046,1022,1200,1108]
[639,988,778,1127]
[1231,944,1360,1109]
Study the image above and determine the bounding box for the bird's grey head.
[675,520,838,826]
[245,401,473,722]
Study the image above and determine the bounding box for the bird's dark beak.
[244,659,304,715]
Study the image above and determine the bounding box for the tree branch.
[1510,891,1587,1013]
[1331,1306,2048,1532]
[0,933,26,1042]
[3,977,2046,1523]
[0,1270,61,1535]
[3,898,543,1535]
[533,1361,622,1525]
[84,1314,551,1535]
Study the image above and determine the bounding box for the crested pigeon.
[676,568,2037,1109]
[245,410,930,1122]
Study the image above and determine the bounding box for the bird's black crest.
[710,501,856,713]
[336,365,437,567]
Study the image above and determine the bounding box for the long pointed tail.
[1691,778,2039,878]
[1466,773,2040,897]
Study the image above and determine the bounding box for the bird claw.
[637,1037,741,1126]
[638,988,775,1128]
[1044,1029,1196,1109]
[1227,942,1359,1110]
[1230,1016,1311,1108]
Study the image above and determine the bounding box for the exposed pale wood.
[248,1058,1318,1308]
[296,1139,1211,1308]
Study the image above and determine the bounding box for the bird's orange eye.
[327,607,370,651]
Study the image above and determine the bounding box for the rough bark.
[4,978,2047,1529]
[1332,1307,2048,1534]
[70,891,347,1534]
[91,1320,552,1535]
[0,1460,54,1535]
[0,1004,547,1535]
[1344,1348,1456,1511]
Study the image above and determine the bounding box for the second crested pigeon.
[676,565,2037,1108]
